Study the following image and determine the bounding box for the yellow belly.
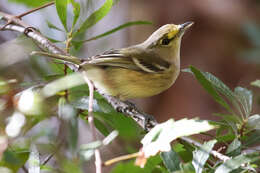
[85,65,179,100]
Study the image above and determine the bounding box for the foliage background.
[0,0,259,172]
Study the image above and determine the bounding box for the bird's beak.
[179,21,194,35]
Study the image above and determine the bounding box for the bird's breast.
[85,65,179,100]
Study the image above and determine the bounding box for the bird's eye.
[161,38,171,45]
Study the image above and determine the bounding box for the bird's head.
[143,22,193,63]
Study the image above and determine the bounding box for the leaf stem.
[104,152,140,166]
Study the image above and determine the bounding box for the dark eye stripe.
[161,38,171,45]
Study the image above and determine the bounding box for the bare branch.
[82,71,102,173]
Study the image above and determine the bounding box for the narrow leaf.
[46,20,64,32]
[192,140,217,173]
[74,0,113,37]
[83,21,152,42]
[102,130,118,145]
[161,149,181,172]
[7,0,53,7]
[215,153,258,173]
[189,66,232,112]
[55,0,68,31]
[69,0,80,28]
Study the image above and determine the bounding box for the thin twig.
[18,2,55,18]
[22,165,28,173]
[82,71,102,173]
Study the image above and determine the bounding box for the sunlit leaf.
[141,118,215,158]
[215,153,258,173]
[73,0,113,37]
[79,141,102,161]
[102,130,118,145]
[251,80,260,88]
[5,112,26,138]
[41,73,85,98]
[0,167,12,173]
[55,0,68,31]
[161,149,181,172]
[192,140,217,173]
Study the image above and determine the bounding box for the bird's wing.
[81,49,170,73]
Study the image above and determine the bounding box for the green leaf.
[62,160,83,173]
[215,153,259,173]
[242,130,260,147]
[46,20,64,32]
[111,156,162,173]
[192,140,217,173]
[69,0,80,28]
[83,21,152,42]
[188,66,232,113]
[225,138,241,156]
[141,119,215,158]
[73,0,113,37]
[111,161,144,173]
[180,162,196,173]
[251,80,260,88]
[7,0,52,7]
[28,145,40,173]
[94,118,110,136]
[55,0,68,31]
[173,143,193,162]
[161,149,181,172]
[247,114,260,130]
[1,149,30,172]
[234,87,253,117]
[94,112,142,140]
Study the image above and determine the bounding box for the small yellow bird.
[34,22,193,100]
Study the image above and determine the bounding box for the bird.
[33,22,193,100]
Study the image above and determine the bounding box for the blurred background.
[0,0,260,172]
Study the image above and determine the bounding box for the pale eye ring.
[161,38,171,45]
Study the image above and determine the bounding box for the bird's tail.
[31,51,82,65]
